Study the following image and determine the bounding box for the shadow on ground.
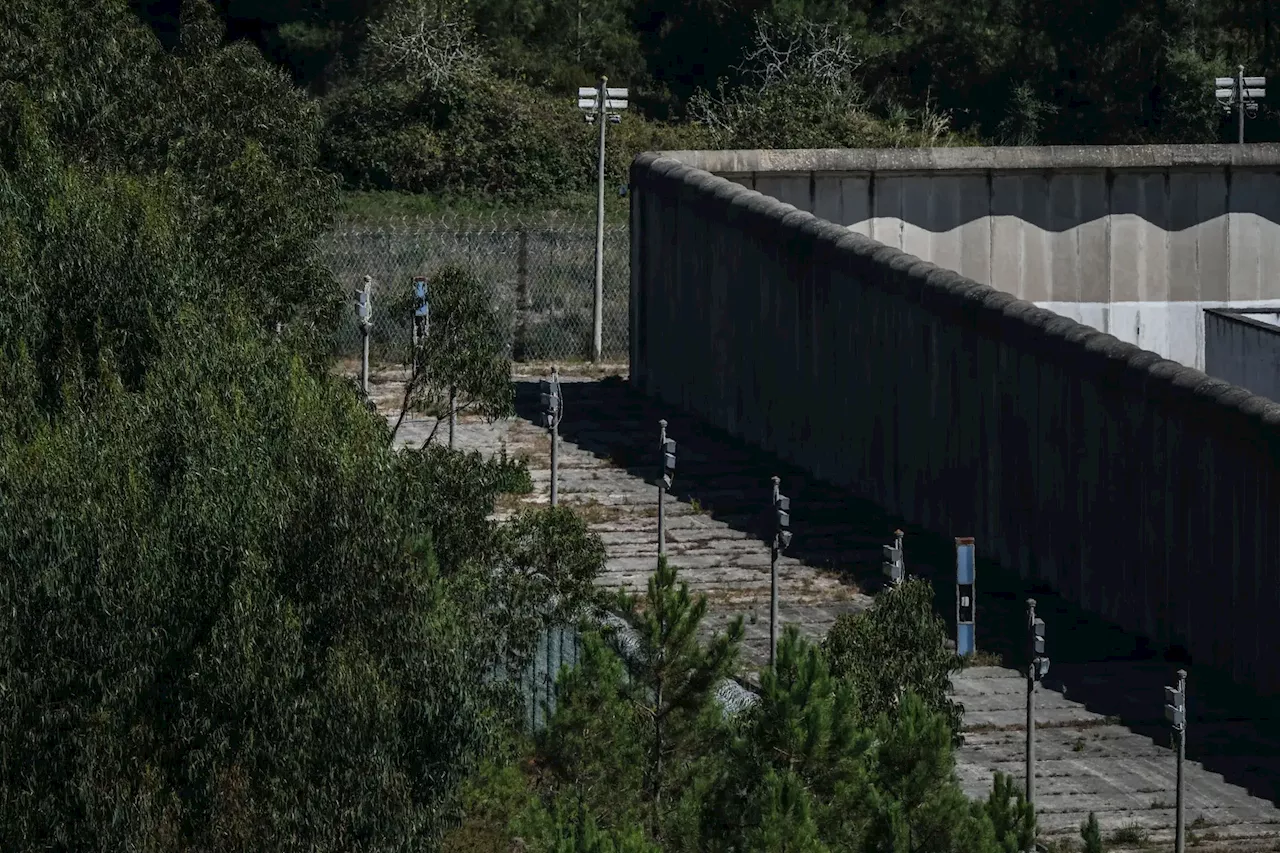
[513,374,1280,810]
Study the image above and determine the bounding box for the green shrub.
[1082,812,1106,853]
[823,577,966,738]
[322,72,594,201]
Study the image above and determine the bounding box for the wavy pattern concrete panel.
[661,146,1280,368]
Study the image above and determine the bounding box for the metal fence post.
[1025,596,1048,847]
[769,477,792,669]
[540,369,562,506]
[1176,669,1187,853]
[1166,669,1188,853]
[1026,597,1037,818]
[658,420,668,559]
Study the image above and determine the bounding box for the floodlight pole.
[592,75,608,363]
[1239,65,1246,144]
[1217,67,1265,143]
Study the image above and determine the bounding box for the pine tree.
[1081,811,1105,853]
[863,692,995,853]
[703,627,872,850]
[542,633,650,834]
[742,769,831,853]
[546,799,661,853]
[616,556,744,839]
[984,771,1035,853]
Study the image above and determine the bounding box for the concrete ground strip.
[369,365,1280,851]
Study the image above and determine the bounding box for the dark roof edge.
[653,145,1280,175]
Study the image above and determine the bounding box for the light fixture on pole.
[576,79,628,363]
[1215,66,1266,144]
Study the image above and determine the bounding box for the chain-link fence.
[318,213,630,366]
[517,621,584,735]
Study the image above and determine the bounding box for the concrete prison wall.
[1205,308,1280,403]
[659,146,1280,371]
[629,150,1280,695]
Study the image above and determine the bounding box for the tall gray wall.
[630,151,1280,695]
[661,147,1280,370]
[1205,308,1280,403]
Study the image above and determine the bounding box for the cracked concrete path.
[367,363,1280,851]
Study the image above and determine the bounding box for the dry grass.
[964,715,1122,734]
[960,649,1005,668]
[565,497,629,524]
[514,360,628,380]
[493,491,537,514]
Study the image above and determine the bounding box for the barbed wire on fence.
[332,209,626,232]
[320,213,630,365]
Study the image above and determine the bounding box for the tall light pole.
[1215,66,1266,144]
[576,79,628,362]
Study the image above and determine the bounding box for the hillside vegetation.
[188,0,1280,213]
[0,1,599,847]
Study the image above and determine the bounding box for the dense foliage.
[446,562,1040,852]
[176,0,1280,207]
[823,577,965,739]
[0,1,607,849]
[389,264,515,444]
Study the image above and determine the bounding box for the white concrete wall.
[663,147,1280,370]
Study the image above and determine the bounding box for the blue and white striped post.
[955,536,976,657]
